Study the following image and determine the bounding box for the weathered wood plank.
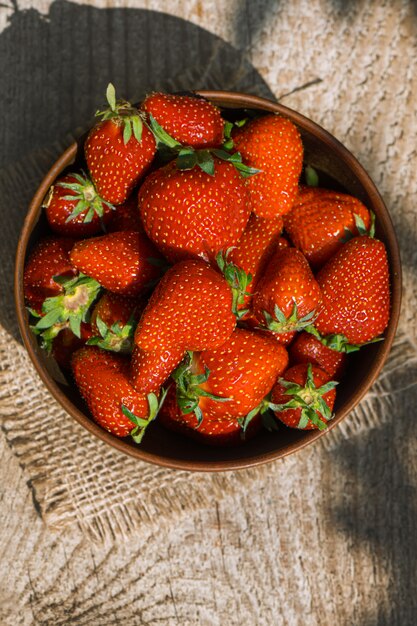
[0,1,417,626]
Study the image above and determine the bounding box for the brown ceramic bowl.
[14,91,402,471]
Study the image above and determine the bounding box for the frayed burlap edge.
[1,323,415,543]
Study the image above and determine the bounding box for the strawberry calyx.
[222,117,248,150]
[270,363,338,430]
[148,114,260,178]
[237,392,279,435]
[29,274,102,352]
[49,171,116,223]
[262,300,317,334]
[96,83,145,145]
[87,313,136,354]
[216,248,252,319]
[172,352,231,427]
[341,211,376,242]
[303,324,383,353]
[121,388,168,443]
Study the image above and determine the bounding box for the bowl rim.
[14,89,402,471]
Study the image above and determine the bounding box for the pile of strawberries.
[24,85,391,446]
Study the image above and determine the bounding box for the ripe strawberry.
[143,92,224,148]
[107,195,144,233]
[271,363,337,430]
[87,292,144,354]
[159,385,262,446]
[85,84,156,204]
[131,345,186,396]
[132,259,236,393]
[138,157,250,263]
[253,247,322,339]
[44,172,115,237]
[276,236,290,251]
[217,214,284,316]
[72,347,164,442]
[314,236,390,344]
[172,328,289,423]
[232,114,303,218]
[24,237,76,311]
[289,331,347,379]
[69,231,166,296]
[283,185,371,268]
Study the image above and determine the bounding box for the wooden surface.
[1,1,417,625]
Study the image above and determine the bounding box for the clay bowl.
[14,90,402,471]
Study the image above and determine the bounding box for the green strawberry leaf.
[196,150,215,176]
[216,248,252,318]
[238,405,259,434]
[261,409,280,432]
[148,114,182,150]
[132,116,143,143]
[303,325,383,353]
[123,120,132,144]
[176,148,198,171]
[32,274,102,348]
[211,148,261,178]
[106,83,117,112]
[57,171,115,225]
[122,390,167,444]
[305,165,319,187]
[172,353,231,425]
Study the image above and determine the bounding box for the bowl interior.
[15,91,402,471]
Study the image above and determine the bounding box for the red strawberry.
[24,237,76,309]
[172,328,289,422]
[138,157,250,263]
[131,345,186,396]
[159,385,262,447]
[271,363,337,430]
[107,195,144,233]
[283,185,371,268]
[132,259,236,393]
[87,292,144,354]
[70,231,166,296]
[72,347,164,442]
[85,84,156,204]
[44,172,115,237]
[143,92,224,148]
[217,214,284,316]
[276,236,290,251]
[289,331,347,379]
[253,248,322,340]
[232,114,303,218]
[314,236,390,344]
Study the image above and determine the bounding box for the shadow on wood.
[0,0,273,341]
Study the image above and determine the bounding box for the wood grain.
[1,1,417,625]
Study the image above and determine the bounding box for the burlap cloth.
[1,62,415,543]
